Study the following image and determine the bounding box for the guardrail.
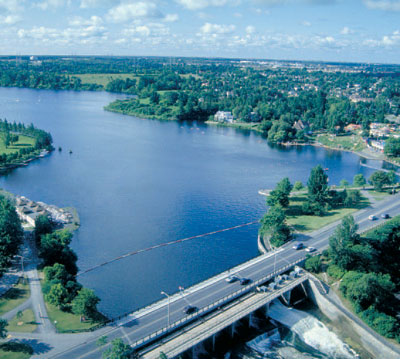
[129,256,310,351]
[150,274,310,358]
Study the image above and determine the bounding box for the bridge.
[49,192,400,359]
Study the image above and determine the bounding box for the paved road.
[46,192,400,359]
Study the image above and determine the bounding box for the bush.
[327,264,345,279]
[361,307,399,339]
[305,255,321,273]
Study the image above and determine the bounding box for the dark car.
[240,278,251,285]
[292,242,304,250]
[225,275,239,283]
[381,213,390,219]
[183,305,197,315]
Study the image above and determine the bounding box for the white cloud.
[36,0,68,10]
[364,30,400,47]
[340,26,353,35]
[69,15,103,27]
[107,2,163,22]
[363,0,400,11]
[246,25,256,34]
[301,20,311,27]
[176,0,229,10]
[0,14,21,25]
[164,13,179,22]
[80,0,114,8]
[0,0,24,13]
[200,22,235,34]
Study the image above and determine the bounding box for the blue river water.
[0,87,385,318]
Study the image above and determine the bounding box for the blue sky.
[0,0,399,63]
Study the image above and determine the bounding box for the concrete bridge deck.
[142,273,310,359]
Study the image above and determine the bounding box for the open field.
[0,135,35,156]
[7,309,37,333]
[286,193,370,232]
[0,280,30,316]
[71,73,138,87]
[317,134,366,152]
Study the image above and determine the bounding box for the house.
[344,124,362,132]
[293,120,309,132]
[214,111,234,123]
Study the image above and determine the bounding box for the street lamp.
[14,255,26,283]
[160,291,170,329]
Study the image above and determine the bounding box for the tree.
[45,283,69,308]
[34,215,55,243]
[102,338,132,359]
[369,171,390,191]
[305,255,321,273]
[0,319,8,339]
[43,263,72,284]
[305,165,329,214]
[96,336,108,347]
[71,288,100,321]
[267,177,293,208]
[340,179,349,188]
[353,173,366,188]
[384,137,400,157]
[0,196,23,276]
[260,205,291,247]
[344,190,361,207]
[293,181,304,191]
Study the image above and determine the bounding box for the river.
[0,87,385,318]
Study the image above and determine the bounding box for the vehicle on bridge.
[183,305,198,314]
[225,275,239,283]
[240,278,251,285]
[305,246,316,253]
[368,215,378,220]
[381,213,390,219]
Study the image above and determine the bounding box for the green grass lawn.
[45,302,104,333]
[367,189,391,201]
[0,134,35,156]
[0,280,30,316]
[7,309,37,333]
[0,342,33,359]
[71,73,138,87]
[317,133,366,152]
[286,194,370,232]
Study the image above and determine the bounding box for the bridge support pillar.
[281,289,291,305]
[212,334,216,351]
[264,303,270,317]
[301,282,308,297]
[231,322,236,338]
[249,312,256,328]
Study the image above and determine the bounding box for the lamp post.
[14,255,26,283]
[160,291,170,329]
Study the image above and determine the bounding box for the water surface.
[0,87,380,317]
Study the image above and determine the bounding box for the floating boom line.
[77,220,260,277]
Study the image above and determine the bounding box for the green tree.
[293,181,304,191]
[340,179,349,188]
[71,288,100,321]
[369,171,389,191]
[305,255,321,273]
[267,177,293,208]
[353,173,366,188]
[45,283,69,308]
[102,338,132,359]
[34,214,54,243]
[384,137,400,157]
[344,190,361,207]
[0,196,23,276]
[0,318,8,339]
[96,336,108,347]
[260,205,291,247]
[44,263,72,284]
[305,165,329,215]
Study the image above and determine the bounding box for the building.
[214,111,234,123]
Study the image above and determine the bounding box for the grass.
[0,342,33,359]
[286,193,370,232]
[70,73,138,87]
[317,133,366,152]
[0,280,30,316]
[7,309,37,333]
[0,134,36,156]
[45,302,104,333]
[368,189,391,201]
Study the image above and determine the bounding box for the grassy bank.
[0,280,30,316]
[45,302,105,333]
[286,193,369,233]
[71,73,138,88]
[316,133,366,152]
[0,342,33,359]
[7,309,37,333]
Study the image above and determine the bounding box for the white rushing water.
[267,300,357,359]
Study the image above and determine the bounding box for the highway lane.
[54,192,400,359]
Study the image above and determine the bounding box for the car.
[225,275,239,283]
[256,286,268,292]
[381,213,390,219]
[240,278,251,285]
[368,215,377,221]
[292,242,304,250]
[183,305,197,315]
[305,246,316,253]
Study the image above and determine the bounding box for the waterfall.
[268,300,357,359]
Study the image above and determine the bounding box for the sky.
[0,0,399,63]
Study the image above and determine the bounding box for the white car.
[305,247,316,253]
[368,215,377,221]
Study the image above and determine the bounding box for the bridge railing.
[129,256,310,350]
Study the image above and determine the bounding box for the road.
[46,192,400,359]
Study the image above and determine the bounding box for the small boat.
[69,150,73,154]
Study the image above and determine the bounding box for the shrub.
[327,264,345,279]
